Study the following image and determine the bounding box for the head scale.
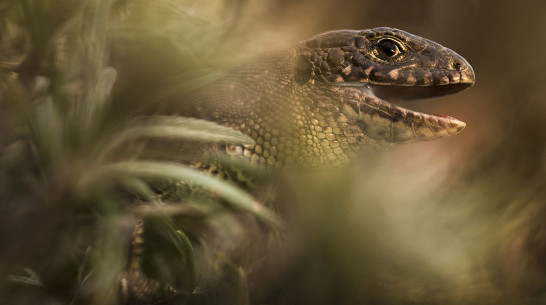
[300,27,474,92]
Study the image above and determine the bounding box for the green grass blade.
[101,116,254,158]
[80,161,282,229]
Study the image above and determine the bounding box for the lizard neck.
[182,51,375,168]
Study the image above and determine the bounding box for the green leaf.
[134,116,254,143]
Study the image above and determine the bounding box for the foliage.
[0,0,280,304]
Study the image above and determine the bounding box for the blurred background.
[1,0,545,304]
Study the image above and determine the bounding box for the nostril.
[453,61,461,71]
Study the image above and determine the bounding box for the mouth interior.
[369,82,473,102]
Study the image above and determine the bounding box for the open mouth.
[370,82,474,102]
[337,78,474,143]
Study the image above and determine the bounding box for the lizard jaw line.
[334,76,474,101]
[339,86,466,143]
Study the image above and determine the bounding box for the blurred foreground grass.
[0,1,281,304]
[1,1,545,305]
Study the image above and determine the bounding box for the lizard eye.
[378,39,401,57]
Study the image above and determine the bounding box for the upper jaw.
[366,51,475,87]
[361,57,476,101]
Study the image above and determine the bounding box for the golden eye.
[378,39,401,57]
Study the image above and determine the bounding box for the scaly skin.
[182,27,475,167]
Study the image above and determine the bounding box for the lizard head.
[297,27,475,143]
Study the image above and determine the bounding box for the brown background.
[239,1,546,303]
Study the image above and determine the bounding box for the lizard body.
[129,27,475,304]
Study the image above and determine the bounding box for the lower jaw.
[340,86,466,143]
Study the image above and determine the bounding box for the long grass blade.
[80,161,282,229]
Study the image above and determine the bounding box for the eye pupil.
[378,39,400,57]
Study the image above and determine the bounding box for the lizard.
[174,27,475,169]
[126,27,475,304]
